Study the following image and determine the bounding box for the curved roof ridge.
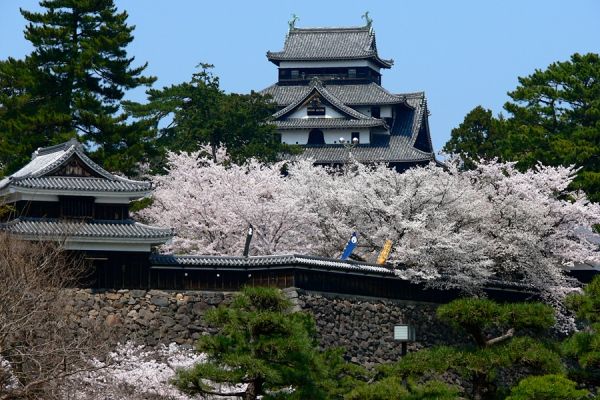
[267,25,393,68]
[291,26,370,32]
[2,139,150,189]
[32,137,81,158]
[12,176,151,192]
[0,217,173,241]
[273,79,374,120]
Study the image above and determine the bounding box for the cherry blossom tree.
[141,148,600,296]
[139,147,323,256]
[67,342,204,400]
[290,159,600,295]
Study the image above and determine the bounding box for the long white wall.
[353,105,392,118]
[282,129,371,145]
[288,104,345,119]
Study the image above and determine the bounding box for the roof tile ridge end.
[31,145,77,178]
[32,138,78,158]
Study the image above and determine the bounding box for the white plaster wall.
[281,131,307,145]
[331,129,370,145]
[354,106,370,115]
[380,106,392,118]
[352,106,391,118]
[287,105,345,119]
[281,129,370,145]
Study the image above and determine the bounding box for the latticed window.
[57,157,94,177]
[60,196,94,218]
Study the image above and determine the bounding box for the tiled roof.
[148,253,543,292]
[267,26,393,68]
[276,118,385,130]
[285,91,434,163]
[0,139,151,193]
[272,79,373,120]
[150,254,394,275]
[11,176,150,192]
[1,218,173,241]
[329,83,404,105]
[298,135,433,163]
[261,83,403,106]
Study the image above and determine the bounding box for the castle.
[261,22,436,170]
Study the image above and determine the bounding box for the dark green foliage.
[174,286,330,399]
[344,377,460,400]
[0,0,155,176]
[566,275,600,325]
[444,53,600,201]
[317,347,370,399]
[563,276,600,385]
[124,64,294,170]
[505,374,588,400]
[128,196,153,213]
[377,299,561,400]
[344,376,407,400]
[443,106,507,169]
[0,56,74,174]
[437,299,555,347]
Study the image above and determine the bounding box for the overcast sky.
[1,0,599,152]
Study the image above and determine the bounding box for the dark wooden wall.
[82,252,539,304]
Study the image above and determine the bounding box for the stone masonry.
[65,287,462,366]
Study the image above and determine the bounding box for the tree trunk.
[243,380,260,400]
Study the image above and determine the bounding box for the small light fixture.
[248,273,252,278]
[184,272,188,277]
[394,325,416,356]
[216,273,220,278]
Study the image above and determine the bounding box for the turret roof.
[2,217,173,242]
[0,139,151,194]
[261,82,404,106]
[267,26,393,68]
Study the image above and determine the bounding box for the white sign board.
[394,325,415,341]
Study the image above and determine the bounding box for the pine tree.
[174,286,330,400]
[563,276,600,385]
[1,0,155,175]
[0,57,73,175]
[444,53,600,201]
[124,64,290,170]
[374,299,562,400]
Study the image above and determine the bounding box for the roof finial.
[288,14,299,31]
[362,11,373,29]
[309,76,322,87]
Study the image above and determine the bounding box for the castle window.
[60,196,94,219]
[348,68,356,79]
[291,70,300,79]
[371,106,381,118]
[307,129,325,145]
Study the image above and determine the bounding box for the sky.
[1,1,599,153]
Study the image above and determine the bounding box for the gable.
[273,84,371,121]
[286,93,345,118]
[52,155,103,178]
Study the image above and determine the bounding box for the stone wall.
[66,288,464,366]
[296,290,462,365]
